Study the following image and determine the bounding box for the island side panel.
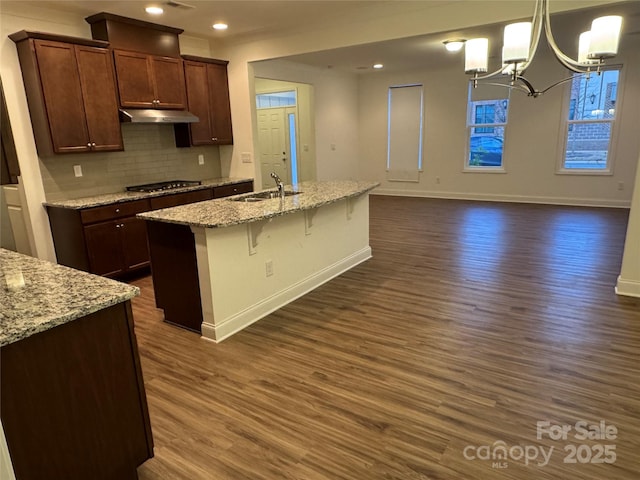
[195,194,372,342]
[145,220,203,332]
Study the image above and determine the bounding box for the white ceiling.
[5,0,640,74]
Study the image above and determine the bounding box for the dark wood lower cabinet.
[84,217,150,277]
[1,301,153,480]
[47,182,253,279]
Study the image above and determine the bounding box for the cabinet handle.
[91,142,96,147]
[116,224,121,228]
[115,208,120,213]
[212,137,218,141]
[87,143,91,148]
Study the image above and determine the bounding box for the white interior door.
[258,108,290,187]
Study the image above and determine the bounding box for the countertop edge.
[138,181,380,229]
[43,177,254,210]
[3,288,140,347]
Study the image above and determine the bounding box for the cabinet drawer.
[213,182,253,199]
[80,199,151,224]
[149,189,213,210]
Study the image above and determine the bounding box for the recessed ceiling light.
[145,6,164,15]
[444,40,466,52]
[373,63,384,69]
[212,23,228,30]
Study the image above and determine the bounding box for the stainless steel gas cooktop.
[126,180,202,193]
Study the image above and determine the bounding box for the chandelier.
[464,0,622,97]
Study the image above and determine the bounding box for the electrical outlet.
[265,260,274,277]
[436,177,441,184]
[330,143,336,151]
[241,152,252,163]
[198,154,205,165]
[618,181,624,191]
[73,165,83,177]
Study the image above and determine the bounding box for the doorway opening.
[256,90,299,187]
[254,78,316,189]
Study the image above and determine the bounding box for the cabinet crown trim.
[181,55,229,66]
[85,12,184,35]
[9,30,110,48]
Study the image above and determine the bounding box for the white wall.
[616,149,640,297]
[358,39,640,207]
[252,60,359,183]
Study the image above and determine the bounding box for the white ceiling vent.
[166,0,196,9]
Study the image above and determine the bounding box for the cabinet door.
[151,56,186,109]
[207,63,233,144]
[120,217,150,271]
[84,220,124,277]
[75,46,123,152]
[183,61,213,145]
[33,40,91,153]
[113,50,155,108]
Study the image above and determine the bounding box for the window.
[466,84,509,169]
[561,69,620,171]
[255,90,296,109]
[474,105,495,133]
[386,84,424,182]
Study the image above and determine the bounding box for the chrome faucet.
[270,172,285,199]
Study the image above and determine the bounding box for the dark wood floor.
[132,195,640,480]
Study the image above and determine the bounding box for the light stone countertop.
[138,180,379,228]
[43,177,254,209]
[0,249,139,347]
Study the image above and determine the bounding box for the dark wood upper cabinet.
[182,61,212,144]
[113,49,186,109]
[9,32,123,156]
[75,45,124,151]
[175,56,233,147]
[207,62,233,144]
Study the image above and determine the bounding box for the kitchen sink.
[230,190,302,202]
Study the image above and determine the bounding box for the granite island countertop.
[138,180,379,228]
[43,177,253,209]
[0,249,139,347]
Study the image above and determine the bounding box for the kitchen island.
[0,249,153,480]
[139,180,378,342]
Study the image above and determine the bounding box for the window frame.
[464,94,510,173]
[556,67,624,176]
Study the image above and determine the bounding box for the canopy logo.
[463,419,618,469]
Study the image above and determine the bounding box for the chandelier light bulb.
[465,38,489,73]
[578,31,593,64]
[503,22,532,64]
[588,15,622,59]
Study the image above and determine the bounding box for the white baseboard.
[201,246,372,343]
[615,276,640,298]
[371,189,631,208]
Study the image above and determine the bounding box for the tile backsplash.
[40,123,222,202]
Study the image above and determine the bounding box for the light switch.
[73,165,83,177]
[198,154,205,165]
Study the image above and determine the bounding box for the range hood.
[119,109,199,123]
